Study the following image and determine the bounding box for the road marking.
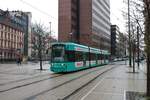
[80,77,105,100]
[124,90,126,100]
[91,91,124,96]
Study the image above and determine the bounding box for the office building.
[0,9,31,62]
[59,0,110,51]
[111,25,127,59]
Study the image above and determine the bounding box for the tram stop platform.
[81,61,147,100]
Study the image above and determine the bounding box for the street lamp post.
[125,37,127,65]
[38,34,42,70]
[137,26,140,69]
[49,22,51,43]
[49,22,51,36]
[49,22,52,61]
[128,0,132,67]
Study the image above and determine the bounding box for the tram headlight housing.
[61,64,67,67]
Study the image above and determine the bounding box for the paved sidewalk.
[81,62,147,100]
[0,61,50,70]
[139,60,147,74]
[0,61,147,100]
[0,61,52,86]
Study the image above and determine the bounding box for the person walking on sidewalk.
[16,54,22,65]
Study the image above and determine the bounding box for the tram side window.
[75,51,83,62]
[98,54,101,60]
[65,50,75,62]
[101,54,104,60]
[85,52,89,61]
[90,53,96,60]
[105,55,109,60]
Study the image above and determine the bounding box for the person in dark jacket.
[16,54,22,65]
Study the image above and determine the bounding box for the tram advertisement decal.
[75,47,88,52]
[75,62,83,67]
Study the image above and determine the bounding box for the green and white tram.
[50,42,110,72]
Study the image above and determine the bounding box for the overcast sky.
[0,0,126,39]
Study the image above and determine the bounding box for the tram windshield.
[51,45,65,62]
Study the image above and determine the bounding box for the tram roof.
[51,42,88,52]
[51,42,110,54]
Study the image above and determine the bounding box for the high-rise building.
[59,0,110,51]
[111,25,127,59]
[111,25,119,57]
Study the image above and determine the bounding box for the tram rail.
[25,65,116,100]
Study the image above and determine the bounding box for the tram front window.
[51,45,65,62]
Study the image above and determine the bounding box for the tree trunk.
[147,54,150,96]
[39,35,43,70]
[143,0,150,96]
[128,0,132,67]
[137,26,140,69]
[133,41,135,73]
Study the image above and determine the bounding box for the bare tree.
[124,0,150,96]
[143,0,150,96]
[123,0,144,71]
[32,23,48,70]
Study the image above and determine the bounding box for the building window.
[1,25,3,30]
[8,33,10,39]
[0,52,2,57]
[5,32,7,39]
[1,40,3,48]
[0,31,1,39]
[1,32,3,39]
[4,41,6,48]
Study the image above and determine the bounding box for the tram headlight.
[61,64,67,67]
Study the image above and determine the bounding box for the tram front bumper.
[50,63,67,72]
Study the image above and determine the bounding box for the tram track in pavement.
[59,66,117,100]
[0,65,109,94]
[0,73,64,93]
[0,73,59,86]
[0,64,115,95]
[0,66,104,93]
[25,65,117,100]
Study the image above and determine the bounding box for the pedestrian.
[19,57,21,65]
[16,54,22,65]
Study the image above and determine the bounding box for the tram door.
[88,48,91,67]
[83,52,86,67]
[96,54,98,65]
[85,52,89,67]
[101,54,104,64]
